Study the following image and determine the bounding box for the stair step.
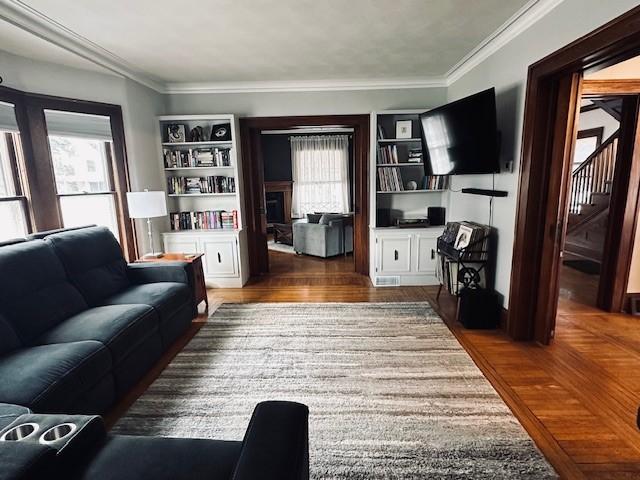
[590,192,611,207]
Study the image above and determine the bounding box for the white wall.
[446,0,639,306]
[578,108,619,141]
[0,49,167,254]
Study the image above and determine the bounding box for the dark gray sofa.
[0,226,196,415]
[0,401,309,480]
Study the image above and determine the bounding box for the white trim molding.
[164,77,448,95]
[0,0,565,94]
[446,0,565,84]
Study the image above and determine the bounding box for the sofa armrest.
[231,401,309,480]
[0,442,57,480]
[126,262,194,287]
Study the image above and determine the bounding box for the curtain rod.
[261,127,354,135]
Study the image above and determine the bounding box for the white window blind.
[44,110,113,141]
[0,101,19,132]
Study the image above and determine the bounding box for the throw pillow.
[319,214,343,225]
[307,213,323,224]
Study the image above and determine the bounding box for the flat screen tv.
[419,88,499,175]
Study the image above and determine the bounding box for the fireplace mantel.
[265,181,293,224]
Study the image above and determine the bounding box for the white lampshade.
[127,191,167,219]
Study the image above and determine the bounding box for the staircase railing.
[569,130,619,214]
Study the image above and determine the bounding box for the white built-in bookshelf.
[158,114,248,287]
[369,110,449,288]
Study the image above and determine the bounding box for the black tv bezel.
[419,88,500,176]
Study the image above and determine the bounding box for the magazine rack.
[436,232,492,299]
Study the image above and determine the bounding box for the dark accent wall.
[260,133,354,209]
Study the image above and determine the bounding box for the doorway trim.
[240,114,370,277]
[508,6,640,343]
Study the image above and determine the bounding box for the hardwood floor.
[559,263,600,307]
[427,289,640,479]
[105,253,640,479]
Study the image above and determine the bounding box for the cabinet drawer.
[163,236,200,255]
[379,237,411,273]
[416,235,438,273]
[202,238,238,277]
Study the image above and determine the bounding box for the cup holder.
[0,423,39,441]
[39,423,77,445]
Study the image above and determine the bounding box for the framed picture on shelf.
[167,124,186,143]
[395,120,412,139]
[210,123,232,141]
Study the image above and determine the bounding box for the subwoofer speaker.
[427,207,446,226]
[457,288,500,329]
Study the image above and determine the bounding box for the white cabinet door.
[163,236,200,255]
[202,238,238,277]
[416,235,438,273]
[379,236,411,273]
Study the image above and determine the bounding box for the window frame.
[0,85,137,260]
[0,131,32,238]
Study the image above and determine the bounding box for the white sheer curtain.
[291,135,350,217]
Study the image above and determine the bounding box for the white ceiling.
[0,0,556,92]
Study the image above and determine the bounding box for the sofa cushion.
[0,240,87,344]
[0,314,21,356]
[0,341,111,412]
[45,226,129,306]
[75,436,241,480]
[101,283,191,325]
[37,305,159,365]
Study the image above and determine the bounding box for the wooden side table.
[135,253,208,312]
[273,223,294,245]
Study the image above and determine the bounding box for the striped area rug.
[113,303,556,479]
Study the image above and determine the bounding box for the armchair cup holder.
[39,423,77,445]
[0,422,39,442]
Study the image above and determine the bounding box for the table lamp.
[127,190,167,258]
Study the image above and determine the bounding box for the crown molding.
[0,0,165,92]
[164,77,448,94]
[1,0,564,94]
[446,0,565,84]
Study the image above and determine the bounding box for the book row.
[167,176,236,195]
[163,147,231,168]
[377,144,422,164]
[169,210,238,231]
[377,169,449,192]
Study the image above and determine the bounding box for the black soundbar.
[461,188,508,197]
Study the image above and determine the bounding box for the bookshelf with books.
[369,110,450,287]
[159,114,248,288]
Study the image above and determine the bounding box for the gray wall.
[445,0,639,306]
[165,89,446,117]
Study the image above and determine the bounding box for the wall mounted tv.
[419,88,500,175]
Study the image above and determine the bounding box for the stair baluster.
[569,131,619,215]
